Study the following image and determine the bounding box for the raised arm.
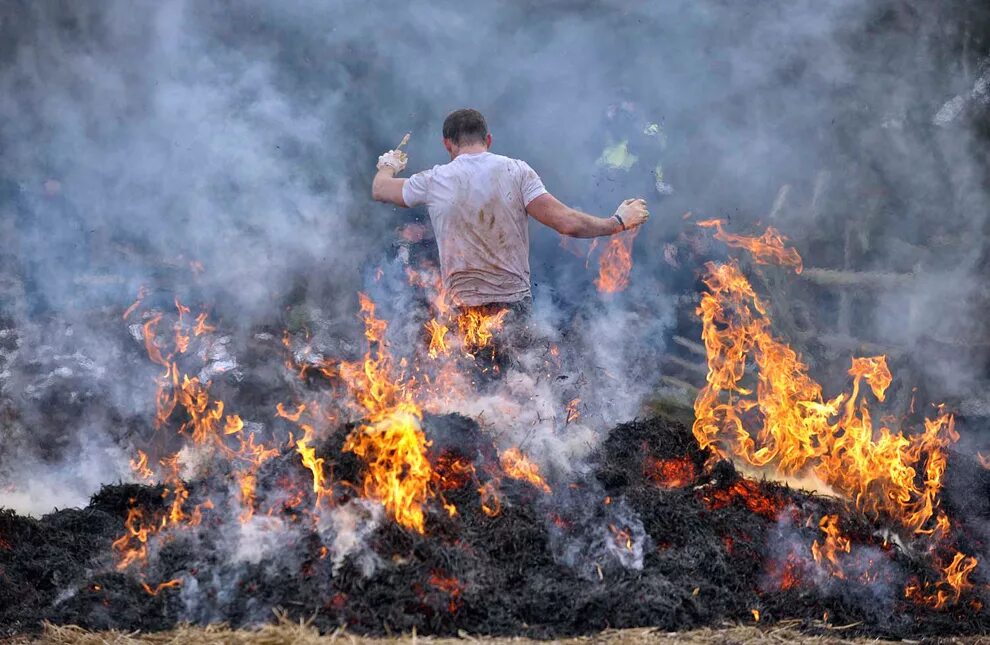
[371,149,408,206]
[526,194,649,238]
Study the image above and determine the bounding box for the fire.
[692,224,959,534]
[810,514,851,578]
[426,318,450,358]
[432,453,477,491]
[457,307,509,352]
[595,228,638,293]
[499,448,551,493]
[141,579,182,596]
[130,450,154,481]
[428,572,463,613]
[565,398,581,424]
[340,293,434,534]
[116,289,280,575]
[174,298,191,354]
[112,507,155,570]
[643,455,697,489]
[609,524,634,551]
[296,422,331,502]
[905,551,979,609]
[193,312,216,336]
[698,218,803,273]
[703,479,786,520]
[122,285,149,320]
[479,481,501,517]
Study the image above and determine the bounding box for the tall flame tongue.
[340,293,434,533]
[693,221,958,534]
[595,228,639,294]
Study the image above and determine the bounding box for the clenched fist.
[613,198,649,231]
[377,149,408,173]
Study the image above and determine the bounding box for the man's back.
[402,151,547,307]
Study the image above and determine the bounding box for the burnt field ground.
[2,414,989,641]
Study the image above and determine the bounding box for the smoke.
[1,0,988,518]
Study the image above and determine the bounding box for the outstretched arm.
[526,194,649,238]
[372,167,406,206]
[371,149,408,206]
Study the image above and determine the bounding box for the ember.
[643,455,696,489]
[702,479,788,520]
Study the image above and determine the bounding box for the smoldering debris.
[0,415,988,639]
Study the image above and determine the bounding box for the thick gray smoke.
[0,0,988,513]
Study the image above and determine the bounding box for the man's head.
[442,108,492,159]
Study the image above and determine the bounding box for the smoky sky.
[3,0,986,319]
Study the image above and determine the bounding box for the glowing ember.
[643,455,697,489]
[499,448,551,493]
[609,523,634,551]
[432,453,477,491]
[428,572,464,613]
[565,398,581,424]
[479,481,502,517]
[703,479,787,520]
[595,228,638,293]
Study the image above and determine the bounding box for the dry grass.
[3,614,988,645]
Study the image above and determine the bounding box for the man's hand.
[613,198,649,231]
[377,149,408,174]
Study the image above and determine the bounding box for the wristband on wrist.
[612,213,626,231]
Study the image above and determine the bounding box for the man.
[371,108,649,315]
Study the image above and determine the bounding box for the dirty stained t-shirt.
[401,151,547,307]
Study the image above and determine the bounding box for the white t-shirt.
[402,151,547,307]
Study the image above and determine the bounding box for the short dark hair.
[442,108,488,145]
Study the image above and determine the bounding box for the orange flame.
[905,551,979,609]
[692,246,958,533]
[426,318,450,358]
[595,229,639,293]
[457,307,509,352]
[141,579,182,596]
[122,286,149,321]
[698,219,803,273]
[340,293,434,533]
[479,481,502,517]
[499,448,551,493]
[609,523,634,551]
[565,398,581,424]
[130,450,154,481]
[810,514,851,578]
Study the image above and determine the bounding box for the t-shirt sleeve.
[518,161,548,206]
[402,168,433,208]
